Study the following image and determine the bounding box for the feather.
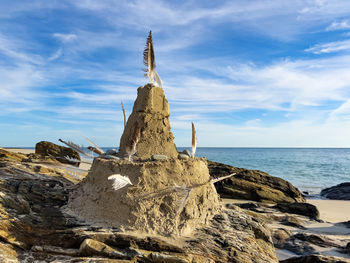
[121,101,126,129]
[174,183,193,215]
[87,146,104,156]
[154,70,162,88]
[211,173,236,184]
[143,31,155,83]
[85,137,104,155]
[108,174,133,191]
[59,139,93,158]
[64,156,92,165]
[125,126,141,161]
[191,122,197,158]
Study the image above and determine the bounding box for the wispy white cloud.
[53,33,77,43]
[48,48,63,61]
[0,33,44,65]
[305,39,350,54]
[326,20,350,31]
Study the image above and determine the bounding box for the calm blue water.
[185,147,350,195]
[19,147,350,195]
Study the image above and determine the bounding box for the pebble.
[178,154,190,160]
[151,154,167,161]
[181,149,191,157]
[103,155,120,160]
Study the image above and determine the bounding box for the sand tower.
[66,32,220,236]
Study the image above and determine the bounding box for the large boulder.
[207,161,305,203]
[321,182,350,200]
[118,84,178,159]
[35,141,80,166]
[274,203,320,220]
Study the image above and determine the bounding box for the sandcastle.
[66,32,221,236]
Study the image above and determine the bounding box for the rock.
[281,216,305,229]
[290,233,342,248]
[152,154,168,161]
[178,154,190,160]
[0,148,26,163]
[280,254,350,263]
[272,228,291,248]
[103,155,121,160]
[274,203,320,220]
[32,245,79,256]
[283,238,315,255]
[321,182,350,200]
[0,191,30,214]
[35,141,80,166]
[341,221,350,228]
[207,160,305,203]
[118,84,178,159]
[187,207,278,263]
[346,242,350,254]
[283,233,342,256]
[0,242,18,263]
[105,149,118,155]
[181,150,191,157]
[149,252,189,263]
[79,239,128,259]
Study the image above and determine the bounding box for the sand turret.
[118,84,178,159]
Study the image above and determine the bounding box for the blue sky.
[2,1,350,147]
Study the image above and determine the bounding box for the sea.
[187,147,350,196]
[18,147,350,196]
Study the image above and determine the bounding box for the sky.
[1,0,350,147]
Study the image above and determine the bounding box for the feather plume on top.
[191,122,197,158]
[143,31,162,88]
[108,174,133,191]
[125,126,141,161]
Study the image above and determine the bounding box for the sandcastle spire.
[118,84,178,159]
[118,32,176,159]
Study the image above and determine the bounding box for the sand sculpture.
[66,32,221,236]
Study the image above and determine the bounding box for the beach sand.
[308,199,350,223]
[4,147,92,171]
[4,148,35,154]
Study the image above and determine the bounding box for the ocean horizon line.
[4,146,350,149]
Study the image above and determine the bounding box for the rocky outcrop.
[321,182,350,200]
[35,141,81,166]
[0,155,278,262]
[274,203,319,220]
[207,161,305,203]
[118,84,178,159]
[67,157,220,236]
[280,255,350,263]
